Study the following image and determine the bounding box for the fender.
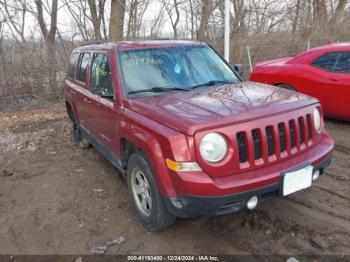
[120,108,189,197]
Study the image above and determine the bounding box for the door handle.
[83,98,92,104]
[329,77,340,82]
[70,89,77,94]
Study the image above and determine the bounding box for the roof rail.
[80,40,105,46]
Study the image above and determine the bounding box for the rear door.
[75,52,100,135]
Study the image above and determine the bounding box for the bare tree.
[162,0,182,39]
[330,0,348,21]
[149,4,166,38]
[33,0,58,90]
[313,0,327,21]
[126,0,149,39]
[87,0,107,40]
[109,0,126,41]
[0,0,27,43]
[197,0,213,41]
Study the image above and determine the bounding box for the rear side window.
[67,52,79,79]
[312,52,339,71]
[333,52,350,73]
[77,52,91,83]
[312,51,350,73]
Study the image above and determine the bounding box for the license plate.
[283,165,313,196]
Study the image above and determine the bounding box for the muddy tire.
[73,123,90,149]
[127,152,175,231]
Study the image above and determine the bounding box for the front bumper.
[164,155,332,218]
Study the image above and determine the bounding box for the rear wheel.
[277,83,296,91]
[127,152,175,231]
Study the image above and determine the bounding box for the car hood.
[125,82,317,135]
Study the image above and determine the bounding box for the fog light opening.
[247,196,258,210]
[312,170,320,181]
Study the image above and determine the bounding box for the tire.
[277,83,296,91]
[73,123,91,149]
[127,152,176,231]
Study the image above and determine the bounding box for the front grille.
[252,129,262,159]
[289,120,296,148]
[278,123,287,152]
[265,126,275,156]
[306,114,313,141]
[234,113,314,168]
[298,117,305,144]
[236,132,248,163]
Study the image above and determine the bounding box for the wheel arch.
[120,131,177,197]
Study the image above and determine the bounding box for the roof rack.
[80,40,105,46]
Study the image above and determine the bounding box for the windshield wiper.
[189,80,235,89]
[128,86,190,94]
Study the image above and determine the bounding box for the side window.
[77,52,91,83]
[67,52,79,79]
[312,52,340,71]
[91,53,114,97]
[333,52,350,73]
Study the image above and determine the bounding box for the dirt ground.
[0,103,349,255]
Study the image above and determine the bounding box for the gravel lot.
[0,104,349,255]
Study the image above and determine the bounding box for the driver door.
[90,52,116,146]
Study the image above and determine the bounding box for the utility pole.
[224,0,230,62]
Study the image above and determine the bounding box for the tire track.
[314,185,350,202]
[324,171,349,181]
[286,197,350,221]
[334,144,350,155]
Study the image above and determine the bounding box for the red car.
[65,40,334,231]
[250,43,350,121]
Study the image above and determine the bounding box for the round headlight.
[199,133,227,163]
[313,108,321,133]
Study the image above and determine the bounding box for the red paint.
[65,41,334,199]
[250,43,350,121]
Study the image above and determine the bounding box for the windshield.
[117,45,240,95]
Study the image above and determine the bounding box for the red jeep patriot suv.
[65,40,334,231]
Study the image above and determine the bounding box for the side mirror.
[232,64,243,77]
[91,87,114,100]
[100,87,114,99]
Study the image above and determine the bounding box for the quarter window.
[77,52,91,83]
[91,53,114,97]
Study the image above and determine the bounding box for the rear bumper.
[164,151,332,218]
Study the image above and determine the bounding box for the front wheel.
[127,152,175,231]
[73,123,90,149]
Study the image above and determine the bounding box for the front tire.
[73,123,90,149]
[127,152,175,231]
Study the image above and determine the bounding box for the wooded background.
[0,0,349,102]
